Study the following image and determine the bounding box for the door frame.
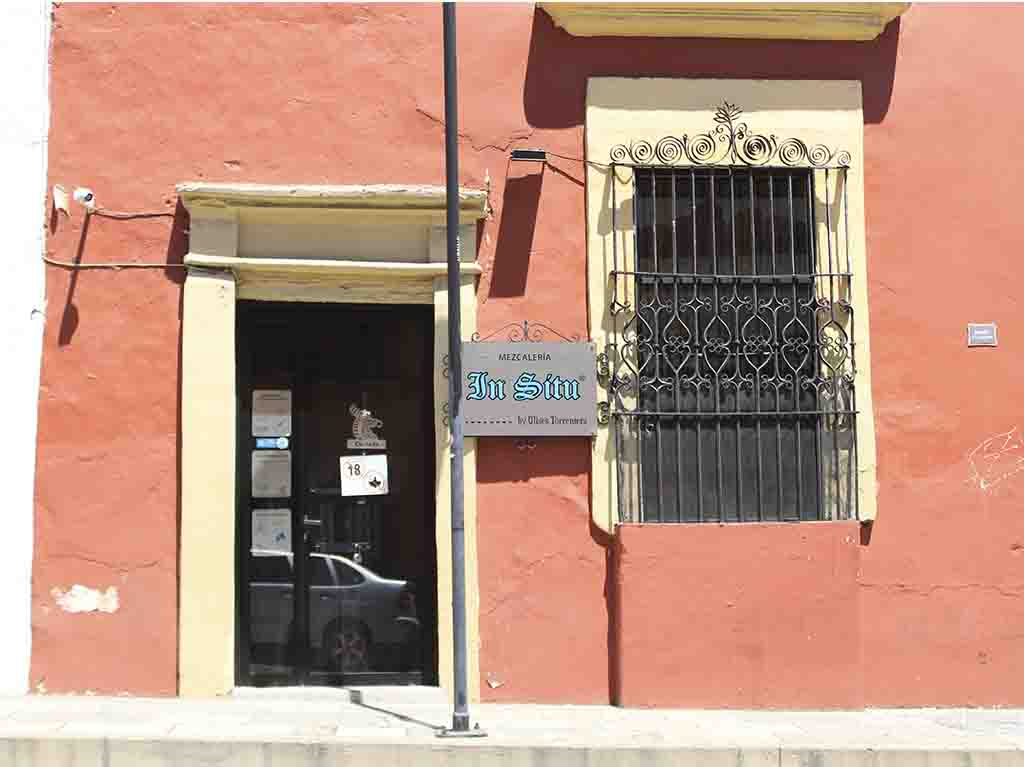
[177,183,486,700]
[235,301,439,688]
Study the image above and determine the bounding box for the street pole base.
[436,721,487,738]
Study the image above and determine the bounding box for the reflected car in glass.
[249,550,419,672]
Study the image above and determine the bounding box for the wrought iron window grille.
[601,103,858,525]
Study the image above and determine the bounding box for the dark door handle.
[309,488,342,497]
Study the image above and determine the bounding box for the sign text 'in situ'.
[460,342,596,437]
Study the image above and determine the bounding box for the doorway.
[235,301,438,687]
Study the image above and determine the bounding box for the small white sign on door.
[339,454,389,497]
[252,508,292,554]
[252,390,292,437]
[252,450,292,498]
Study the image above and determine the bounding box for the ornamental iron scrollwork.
[598,346,626,395]
[471,320,581,343]
[609,101,852,169]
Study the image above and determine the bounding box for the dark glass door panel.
[247,552,296,678]
[236,302,437,687]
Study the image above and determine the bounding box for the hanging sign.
[461,342,597,437]
[252,390,292,437]
[340,454,389,497]
[346,404,387,450]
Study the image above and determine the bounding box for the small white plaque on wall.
[967,323,998,347]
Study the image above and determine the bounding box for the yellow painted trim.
[179,268,237,696]
[585,78,878,528]
[238,276,436,305]
[540,3,909,40]
[433,274,481,705]
[185,254,483,278]
[178,183,489,219]
[178,205,481,700]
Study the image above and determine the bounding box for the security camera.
[73,187,97,212]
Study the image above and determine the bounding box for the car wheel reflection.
[324,622,371,672]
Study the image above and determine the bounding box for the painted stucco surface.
[1,0,49,696]
[615,523,862,708]
[36,2,1024,705]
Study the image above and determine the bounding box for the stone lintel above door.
[178,183,488,266]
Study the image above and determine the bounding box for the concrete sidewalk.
[2,690,1024,765]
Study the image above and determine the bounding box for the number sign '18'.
[339,454,389,497]
[460,342,596,437]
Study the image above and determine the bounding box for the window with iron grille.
[602,119,857,524]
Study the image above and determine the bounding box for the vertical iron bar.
[612,166,625,522]
[692,171,704,522]
[730,169,743,521]
[651,172,663,522]
[809,171,825,522]
[824,168,840,521]
[671,172,683,523]
[442,1,471,735]
[729,169,745,520]
[788,174,803,522]
[612,165,620,314]
[633,170,644,523]
[843,167,857,520]
[751,174,763,521]
[711,172,724,522]
[769,175,782,520]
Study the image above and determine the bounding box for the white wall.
[0,0,50,694]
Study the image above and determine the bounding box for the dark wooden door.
[236,301,437,687]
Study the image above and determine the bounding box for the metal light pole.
[439,0,481,738]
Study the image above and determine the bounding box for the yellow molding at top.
[539,3,909,40]
[177,183,490,219]
[184,253,483,278]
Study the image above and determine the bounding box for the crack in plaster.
[44,552,162,575]
[414,107,535,153]
[482,552,563,617]
[859,582,1024,598]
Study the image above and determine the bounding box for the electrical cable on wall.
[547,150,613,168]
[42,254,185,270]
[90,208,176,221]
[509,148,613,168]
[46,184,185,270]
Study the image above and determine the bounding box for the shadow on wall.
[522,8,901,129]
[489,164,543,299]
[54,202,189,346]
[477,438,623,701]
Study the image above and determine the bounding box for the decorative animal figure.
[350,404,384,441]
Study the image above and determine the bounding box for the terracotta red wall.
[615,524,863,708]
[36,3,1024,705]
